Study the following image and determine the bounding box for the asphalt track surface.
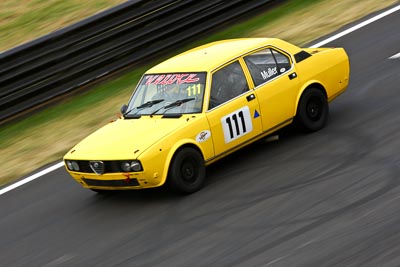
[1,5,400,267]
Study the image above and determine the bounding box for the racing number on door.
[221,106,253,143]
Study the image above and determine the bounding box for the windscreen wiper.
[150,98,195,116]
[123,99,164,118]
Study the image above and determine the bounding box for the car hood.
[65,116,190,160]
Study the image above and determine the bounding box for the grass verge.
[0,0,126,52]
[0,0,397,186]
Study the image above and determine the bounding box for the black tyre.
[295,88,329,132]
[168,147,205,194]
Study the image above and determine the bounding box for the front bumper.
[66,170,164,190]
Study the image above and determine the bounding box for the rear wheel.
[295,88,329,132]
[168,147,205,194]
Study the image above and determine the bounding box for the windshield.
[126,72,207,116]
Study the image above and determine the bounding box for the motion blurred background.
[0,0,397,185]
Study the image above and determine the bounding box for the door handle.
[246,94,256,102]
[288,72,297,80]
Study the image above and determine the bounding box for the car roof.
[146,38,301,74]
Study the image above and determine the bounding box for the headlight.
[130,161,142,172]
[120,160,143,172]
[65,160,80,171]
[121,162,131,172]
[66,161,73,170]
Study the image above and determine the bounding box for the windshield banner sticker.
[145,74,200,85]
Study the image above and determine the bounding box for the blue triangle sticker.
[254,110,260,118]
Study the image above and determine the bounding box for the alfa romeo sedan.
[64,38,349,194]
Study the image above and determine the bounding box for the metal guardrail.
[0,0,274,123]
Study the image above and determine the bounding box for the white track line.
[0,162,64,196]
[1,4,400,197]
[311,4,400,48]
[389,52,400,59]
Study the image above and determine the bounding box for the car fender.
[160,139,205,185]
[294,80,327,115]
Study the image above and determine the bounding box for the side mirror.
[120,104,128,114]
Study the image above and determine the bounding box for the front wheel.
[168,147,205,194]
[295,88,329,132]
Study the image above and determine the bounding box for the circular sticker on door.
[196,130,211,143]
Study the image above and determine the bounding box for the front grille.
[82,178,140,187]
[76,161,129,174]
[89,161,104,174]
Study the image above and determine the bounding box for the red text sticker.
[145,74,200,85]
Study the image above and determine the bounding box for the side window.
[272,50,291,73]
[209,61,249,110]
[244,48,291,87]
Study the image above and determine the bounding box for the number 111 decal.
[221,106,253,143]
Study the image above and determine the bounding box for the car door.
[243,47,300,132]
[206,60,263,156]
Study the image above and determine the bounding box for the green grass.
[0,67,146,147]
[1,0,397,186]
[0,0,126,51]
[176,0,325,51]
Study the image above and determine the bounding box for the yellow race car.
[64,38,349,194]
